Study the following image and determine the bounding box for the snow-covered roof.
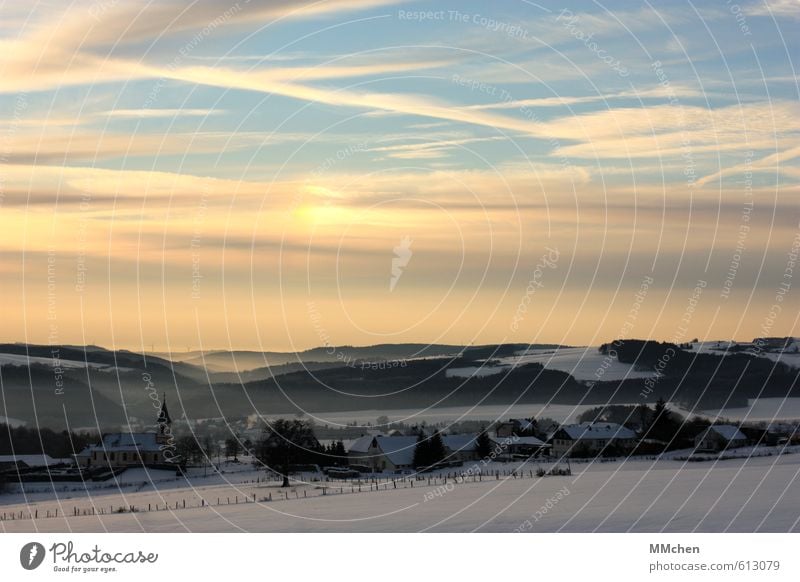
[346,435,375,454]
[491,435,547,449]
[373,436,417,466]
[708,425,748,442]
[82,432,162,452]
[557,422,636,441]
[347,434,483,466]
[442,434,478,452]
[511,436,547,446]
[509,419,536,432]
[0,454,67,467]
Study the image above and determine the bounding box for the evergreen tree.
[428,430,447,466]
[412,431,429,468]
[333,440,347,464]
[636,404,651,430]
[648,398,680,443]
[475,427,492,458]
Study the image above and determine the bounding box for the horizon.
[3,336,791,356]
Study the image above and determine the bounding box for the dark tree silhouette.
[476,427,492,458]
[647,398,680,443]
[428,430,446,465]
[413,430,448,469]
[175,435,203,465]
[225,435,242,461]
[0,424,95,458]
[332,440,347,464]
[257,419,319,487]
[412,431,429,469]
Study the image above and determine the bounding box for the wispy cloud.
[745,0,800,19]
[697,144,800,186]
[97,108,224,119]
[0,0,406,93]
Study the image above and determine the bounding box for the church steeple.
[157,394,172,434]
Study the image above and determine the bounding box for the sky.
[0,0,798,352]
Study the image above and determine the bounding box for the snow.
[347,435,479,466]
[762,351,800,369]
[706,425,748,442]
[497,347,657,381]
[346,435,374,454]
[690,340,800,370]
[2,452,799,532]
[500,436,547,446]
[557,422,637,440]
[0,454,68,467]
[682,398,800,422]
[445,347,660,381]
[442,434,479,452]
[0,416,26,428]
[96,432,160,451]
[371,436,416,466]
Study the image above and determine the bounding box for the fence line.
[0,466,571,523]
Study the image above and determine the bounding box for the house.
[550,422,637,457]
[694,425,749,452]
[75,397,176,468]
[495,418,536,438]
[490,435,550,459]
[347,433,483,472]
[0,454,70,473]
[764,422,800,445]
[442,435,481,462]
[77,433,171,468]
[347,435,417,472]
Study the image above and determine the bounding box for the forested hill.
[1,340,798,429]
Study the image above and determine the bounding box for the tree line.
[0,424,96,458]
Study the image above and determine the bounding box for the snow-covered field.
[2,451,799,533]
[691,340,800,369]
[697,398,800,422]
[447,342,800,384]
[500,346,657,381]
[445,346,657,382]
[0,416,25,428]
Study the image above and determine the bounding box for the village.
[2,394,800,533]
[3,395,799,488]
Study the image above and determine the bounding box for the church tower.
[156,394,172,443]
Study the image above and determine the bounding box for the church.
[74,396,177,468]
